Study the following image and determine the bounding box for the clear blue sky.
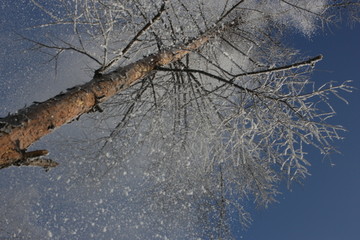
[241,24,360,240]
[1,2,359,240]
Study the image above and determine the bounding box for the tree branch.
[0,12,240,169]
[98,0,168,74]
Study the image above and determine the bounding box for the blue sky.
[241,24,360,240]
[1,1,360,240]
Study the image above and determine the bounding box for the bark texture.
[0,28,213,169]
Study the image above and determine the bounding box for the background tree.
[0,0,359,239]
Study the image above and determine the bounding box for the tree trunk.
[0,25,218,169]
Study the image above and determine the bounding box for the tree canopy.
[0,0,359,239]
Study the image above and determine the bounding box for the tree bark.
[0,21,229,169]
